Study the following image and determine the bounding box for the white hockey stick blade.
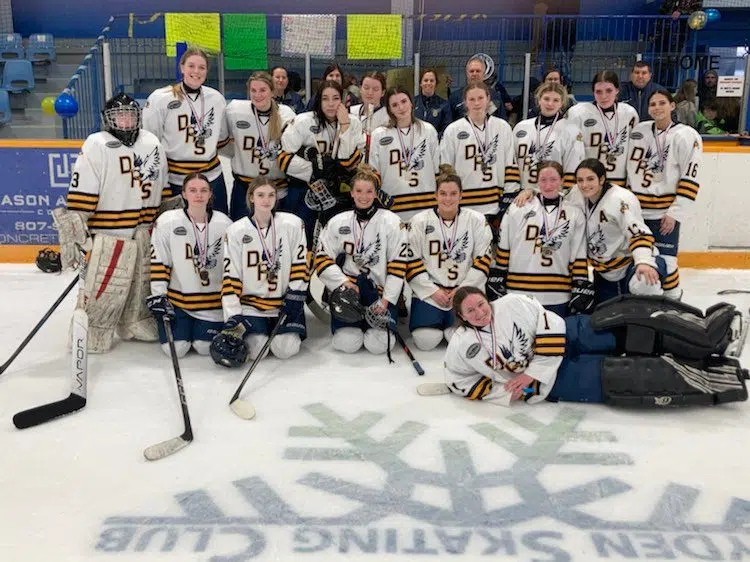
[718,290,750,295]
[229,398,257,420]
[417,383,451,396]
[143,436,191,461]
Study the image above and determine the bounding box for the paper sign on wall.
[164,13,220,57]
[281,14,336,58]
[717,75,745,98]
[347,15,402,60]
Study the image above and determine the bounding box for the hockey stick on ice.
[392,330,425,376]
[228,312,288,420]
[417,382,451,396]
[13,308,88,429]
[0,274,79,375]
[717,290,750,295]
[144,316,194,461]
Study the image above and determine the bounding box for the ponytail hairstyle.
[436,163,463,192]
[172,46,210,99]
[360,71,387,104]
[247,71,282,142]
[452,286,489,328]
[351,162,380,190]
[537,160,564,180]
[463,79,492,101]
[313,79,345,125]
[534,81,569,112]
[384,85,419,131]
[245,175,278,215]
[648,88,676,105]
[591,70,620,91]
[182,172,213,210]
[575,158,608,184]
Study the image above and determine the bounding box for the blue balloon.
[706,8,721,23]
[54,93,79,118]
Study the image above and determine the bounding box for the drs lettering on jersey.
[245,249,278,291]
[516,145,539,184]
[241,136,270,174]
[119,156,153,199]
[184,243,210,287]
[428,240,460,281]
[525,225,556,267]
[177,114,206,156]
[388,149,418,187]
[464,145,493,182]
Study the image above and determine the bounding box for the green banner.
[223,14,267,71]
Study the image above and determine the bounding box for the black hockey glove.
[568,279,596,315]
[146,294,175,320]
[486,267,507,301]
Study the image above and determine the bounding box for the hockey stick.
[228,312,288,420]
[13,308,88,429]
[717,290,750,295]
[392,330,425,376]
[144,316,193,461]
[0,274,79,375]
[417,382,451,396]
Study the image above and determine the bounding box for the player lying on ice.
[440,286,747,407]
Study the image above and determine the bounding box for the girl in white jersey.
[147,173,232,358]
[369,86,440,222]
[210,177,309,367]
[349,71,390,163]
[626,89,702,300]
[513,82,584,192]
[567,70,639,187]
[142,47,229,213]
[440,80,519,219]
[222,72,295,221]
[406,164,493,351]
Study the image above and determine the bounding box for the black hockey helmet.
[329,285,365,324]
[35,247,61,273]
[210,332,248,368]
[102,93,141,147]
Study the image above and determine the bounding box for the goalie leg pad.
[601,355,748,407]
[78,234,138,353]
[52,207,90,270]
[118,227,158,342]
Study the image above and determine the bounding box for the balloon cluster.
[688,9,721,31]
[39,92,79,118]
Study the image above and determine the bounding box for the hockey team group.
[41,46,748,424]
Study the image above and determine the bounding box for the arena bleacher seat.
[2,60,35,92]
[0,89,10,125]
[26,34,56,62]
[0,33,24,61]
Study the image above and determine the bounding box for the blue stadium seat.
[0,89,10,125]
[2,60,35,93]
[26,33,56,62]
[0,33,24,61]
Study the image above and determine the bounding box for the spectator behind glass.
[270,65,304,114]
[698,70,718,111]
[695,99,727,135]
[674,79,698,127]
[448,55,508,121]
[414,69,451,137]
[618,61,664,121]
[306,62,360,111]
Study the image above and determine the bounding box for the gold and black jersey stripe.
[677,178,699,201]
[150,262,171,282]
[589,255,632,273]
[495,248,510,268]
[87,206,158,229]
[217,137,232,149]
[466,376,493,400]
[534,333,566,356]
[505,165,521,184]
[240,295,283,311]
[314,253,335,276]
[66,192,99,212]
[461,187,500,207]
[339,148,362,170]
[167,289,222,311]
[471,255,491,276]
[290,262,310,283]
[386,260,407,278]
[389,192,437,214]
[405,258,427,281]
[634,192,675,210]
[563,173,576,190]
[222,276,243,297]
[506,272,571,293]
[167,156,221,176]
[277,151,294,174]
[609,177,626,187]
[569,259,588,279]
[628,233,655,253]
[663,269,680,290]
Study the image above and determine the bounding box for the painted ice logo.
[48,152,78,188]
[96,405,750,561]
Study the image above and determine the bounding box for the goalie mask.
[102,93,141,147]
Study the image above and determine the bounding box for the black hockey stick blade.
[13,393,86,429]
[717,290,750,295]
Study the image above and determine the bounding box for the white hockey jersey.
[222,101,296,198]
[496,195,588,305]
[440,116,521,215]
[567,102,639,186]
[444,294,566,406]
[221,212,309,319]
[368,121,440,222]
[315,208,407,305]
[142,85,228,188]
[277,111,364,183]
[150,209,233,322]
[626,121,702,222]
[566,184,657,282]
[406,208,493,310]
[513,116,585,191]
[350,104,390,136]
[65,130,166,238]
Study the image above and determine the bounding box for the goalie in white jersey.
[440,81,520,219]
[210,177,309,367]
[222,72,296,220]
[349,72,390,163]
[406,165,493,351]
[147,173,232,358]
[513,82,585,192]
[369,86,440,222]
[567,71,639,187]
[626,89,702,300]
[142,47,230,213]
[494,161,590,318]
[53,93,167,353]
[314,165,408,355]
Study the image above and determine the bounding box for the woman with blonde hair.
[143,47,229,213]
[674,79,698,128]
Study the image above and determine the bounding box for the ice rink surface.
[1,265,750,562]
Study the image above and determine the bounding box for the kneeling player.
[211,177,308,367]
[147,173,232,357]
[314,165,407,355]
[53,93,167,353]
[444,286,746,407]
[406,165,493,350]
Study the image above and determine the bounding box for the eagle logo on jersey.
[406,139,427,171]
[482,134,500,166]
[133,147,162,182]
[527,140,554,168]
[446,232,470,263]
[358,234,382,268]
[539,220,570,251]
[497,324,531,373]
[608,127,629,157]
[192,107,215,142]
[643,144,669,174]
[587,225,607,258]
[193,237,223,271]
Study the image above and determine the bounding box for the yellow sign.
[164,13,221,57]
[347,15,402,60]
